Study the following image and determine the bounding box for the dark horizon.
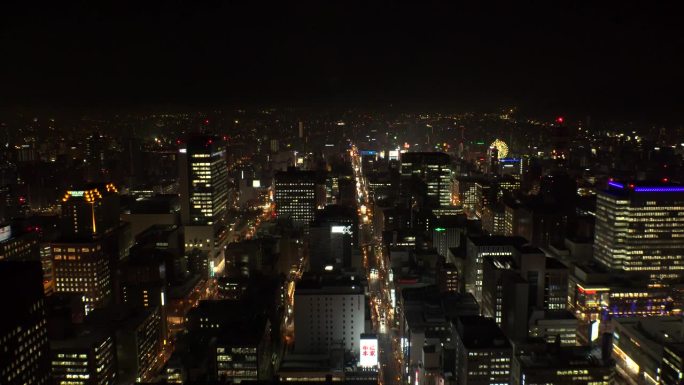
[1,2,683,123]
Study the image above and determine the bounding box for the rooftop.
[455,316,510,350]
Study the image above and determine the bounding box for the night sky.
[1,2,682,120]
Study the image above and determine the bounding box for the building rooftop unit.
[467,235,528,248]
[571,261,652,286]
[518,346,612,369]
[604,180,684,197]
[61,183,119,203]
[296,272,364,295]
[402,286,479,330]
[400,152,451,165]
[613,316,684,347]
[49,326,111,351]
[455,316,511,350]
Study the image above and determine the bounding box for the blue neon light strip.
[608,181,625,189]
[499,158,520,163]
[633,187,684,193]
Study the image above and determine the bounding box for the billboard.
[0,225,10,242]
[590,320,600,342]
[331,225,352,235]
[359,334,378,367]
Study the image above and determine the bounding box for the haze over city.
[1,3,684,385]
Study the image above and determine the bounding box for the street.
[352,146,403,385]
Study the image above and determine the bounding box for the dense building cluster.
[1,108,684,385]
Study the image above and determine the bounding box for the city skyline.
[2,4,684,385]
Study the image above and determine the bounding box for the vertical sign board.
[359,334,378,368]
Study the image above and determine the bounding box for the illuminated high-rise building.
[53,184,127,313]
[594,181,684,281]
[50,328,116,385]
[179,135,229,276]
[294,273,366,354]
[60,183,120,239]
[179,135,228,227]
[465,235,527,304]
[51,242,112,313]
[454,316,512,385]
[274,169,318,227]
[400,152,453,208]
[0,223,40,261]
[0,261,50,385]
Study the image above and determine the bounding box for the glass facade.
[595,186,684,281]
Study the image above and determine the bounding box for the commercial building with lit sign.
[60,183,120,238]
[514,345,614,385]
[359,334,378,368]
[567,262,675,344]
[611,316,684,385]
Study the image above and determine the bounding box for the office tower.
[594,181,684,281]
[481,204,506,235]
[432,215,466,257]
[465,235,528,304]
[437,261,460,293]
[528,310,579,347]
[455,176,480,215]
[517,247,568,311]
[121,251,166,310]
[179,135,229,226]
[294,273,366,353]
[214,317,271,382]
[488,145,499,174]
[514,345,614,385]
[179,298,272,382]
[86,305,162,384]
[274,169,318,227]
[453,316,512,385]
[499,157,523,180]
[0,261,50,385]
[481,255,529,340]
[179,135,229,276]
[475,179,496,218]
[550,119,571,167]
[495,174,521,198]
[54,184,128,312]
[51,241,112,313]
[120,194,180,238]
[399,286,480,385]
[50,328,117,385]
[60,184,120,239]
[400,152,452,208]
